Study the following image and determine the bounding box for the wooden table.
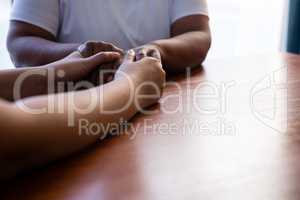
[1,54,300,200]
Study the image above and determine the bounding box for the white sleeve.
[171,0,209,23]
[10,0,60,36]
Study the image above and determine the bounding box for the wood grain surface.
[1,54,300,200]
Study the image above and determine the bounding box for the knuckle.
[102,42,113,47]
[144,57,160,64]
[85,40,96,47]
[94,52,107,59]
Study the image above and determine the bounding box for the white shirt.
[11,0,208,50]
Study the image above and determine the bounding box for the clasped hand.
[77,41,162,84]
[49,41,165,104]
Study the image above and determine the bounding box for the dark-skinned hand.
[77,41,124,85]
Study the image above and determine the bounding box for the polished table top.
[1,53,300,200]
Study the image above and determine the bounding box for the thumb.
[85,52,121,66]
[123,49,135,63]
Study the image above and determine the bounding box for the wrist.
[111,76,141,113]
[115,72,142,91]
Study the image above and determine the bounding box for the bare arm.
[0,52,121,101]
[7,21,79,67]
[0,78,135,180]
[137,15,211,73]
[0,54,165,180]
[6,21,123,67]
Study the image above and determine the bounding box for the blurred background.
[0,0,11,69]
[0,0,286,68]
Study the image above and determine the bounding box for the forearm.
[0,51,121,102]
[0,78,137,179]
[8,36,79,67]
[152,31,211,73]
[0,67,48,101]
[0,65,67,101]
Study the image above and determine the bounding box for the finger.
[81,41,110,57]
[148,49,161,60]
[112,46,125,55]
[135,48,147,61]
[96,42,124,55]
[123,50,135,63]
[78,40,101,58]
[95,41,112,52]
[86,52,121,66]
[139,57,163,69]
[139,56,161,63]
[108,43,125,55]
